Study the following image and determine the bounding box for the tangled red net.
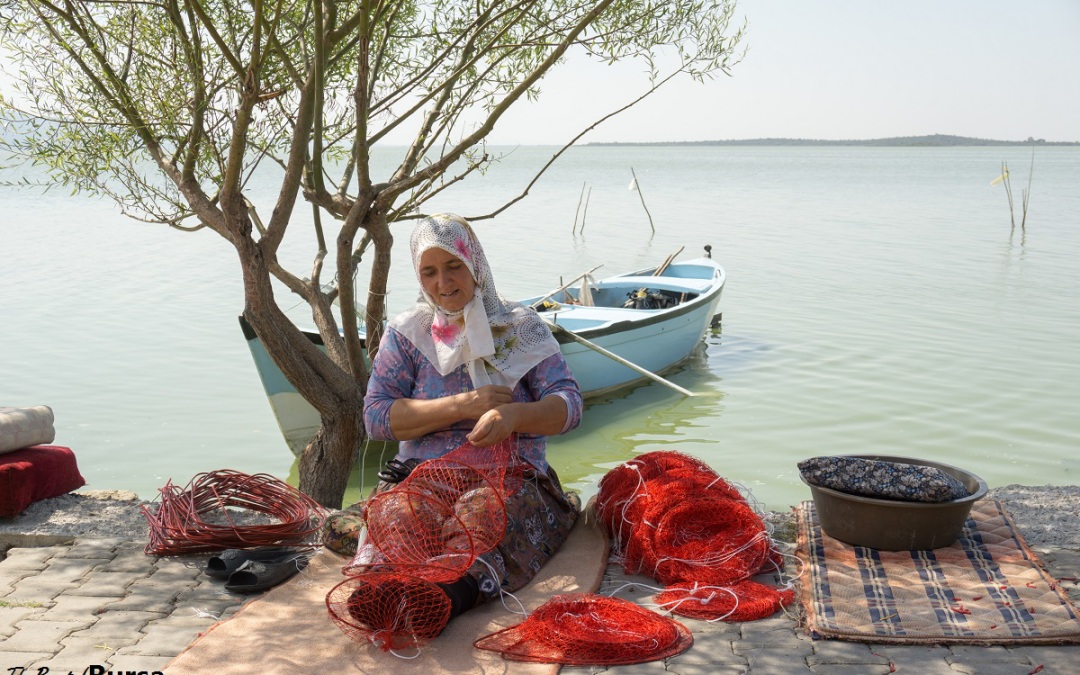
[141,469,326,556]
[326,439,524,650]
[473,593,693,666]
[325,572,451,652]
[655,580,796,622]
[596,450,793,622]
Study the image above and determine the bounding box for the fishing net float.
[141,469,326,556]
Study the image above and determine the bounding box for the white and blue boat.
[241,250,725,455]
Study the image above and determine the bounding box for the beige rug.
[166,505,609,674]
[796,498,1080,645]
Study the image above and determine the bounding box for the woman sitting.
[325,213,582,616]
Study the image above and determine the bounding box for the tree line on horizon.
[590,134,1078,147]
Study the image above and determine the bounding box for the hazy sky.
[484,0,1080,144]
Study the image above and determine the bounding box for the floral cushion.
[798,456,971,503]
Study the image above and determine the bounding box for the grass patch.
[0,599,44,608]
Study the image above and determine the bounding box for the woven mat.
[795,498,1080,645]
[166,504,609,674]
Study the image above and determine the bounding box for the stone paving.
[1,533,1077,674]
[1,536,253,674]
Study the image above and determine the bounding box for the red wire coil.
[141,469,327,556]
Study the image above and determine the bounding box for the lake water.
[3,144,1078,512]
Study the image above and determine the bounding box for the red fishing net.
[474,593,693,666]
[325,571,451,652]
[655,580,797,622]
[596,450,793,622]
[142,469,326,556]
[327,439,524,649]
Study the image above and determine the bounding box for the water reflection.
[548,338,728,502]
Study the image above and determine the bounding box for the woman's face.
[418,247,477,312]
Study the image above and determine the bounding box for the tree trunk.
[299,407,365,509]
[232,225,365,508]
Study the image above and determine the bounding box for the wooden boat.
[240,251,725,455]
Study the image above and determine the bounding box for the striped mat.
[795,498,1080,645]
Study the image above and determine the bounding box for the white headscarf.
[389,214,561,389]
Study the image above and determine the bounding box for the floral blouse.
[364,326,583,471]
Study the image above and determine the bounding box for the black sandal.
[377,457,422,484]
[224,550,313,594]
[204,546,300,580]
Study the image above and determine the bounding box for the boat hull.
[241,257,724,455]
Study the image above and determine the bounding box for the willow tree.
[0,0,744,507]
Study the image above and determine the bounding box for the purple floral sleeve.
[363,327,582,470]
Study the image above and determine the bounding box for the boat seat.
[593,275,714,295]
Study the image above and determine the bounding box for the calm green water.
[3,145,1078,511]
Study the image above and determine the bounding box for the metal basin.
[801,454,988,551]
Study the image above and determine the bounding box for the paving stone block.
[0,547,60,571]
[740,648,814,673]
[0,569,35,599]
[67,609,165,642]
[1010,645,1080,673]
[38,558,100,585]
[734,629,811,654]
[806,639,881,664]
[126,620,211,657]
[948,663,1040,675]
[66,570,140,597]
[57,537,124,559]
[599,661,671,674]
[104,582,182,613]
[152,556,204,580]
[667,630,736,663]
[174,578,246,607]
[95,548,158,575]
[106,652,174,673]
[739,614,800,638]
[667,661,751,675]
[0,649,56,670]
[1,618,85,652]
[806,665,896,675]
[683,617,743,638]
[8,574,80,602]
[0,604,46,638]
[39,594,115,622]
[53,634,138,666]
[946,645,1031,663]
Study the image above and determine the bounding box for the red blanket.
[0,445,86,518]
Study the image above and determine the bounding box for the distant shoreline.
[588,134,1080,148]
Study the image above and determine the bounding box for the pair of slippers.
[204,547,313,594]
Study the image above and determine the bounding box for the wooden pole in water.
[545,321,697,397]
[580,186,592,234]
[630,167,655,233]
[573,182,586,235]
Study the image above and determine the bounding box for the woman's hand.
[467,408,516,447]
[461,385,514,418]
[467,394,570,447]
[387,384,512,441]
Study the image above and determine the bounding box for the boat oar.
[653,246,685,276]
[545,321,697,397]
[530,265,603,309]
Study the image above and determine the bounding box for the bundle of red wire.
[326,439,524,650]
[141,469,326,556]
[473,593,693,666]
[595,450,793,621]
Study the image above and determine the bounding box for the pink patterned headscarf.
[389,214,560,388]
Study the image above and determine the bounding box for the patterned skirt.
[321,463,580,601]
